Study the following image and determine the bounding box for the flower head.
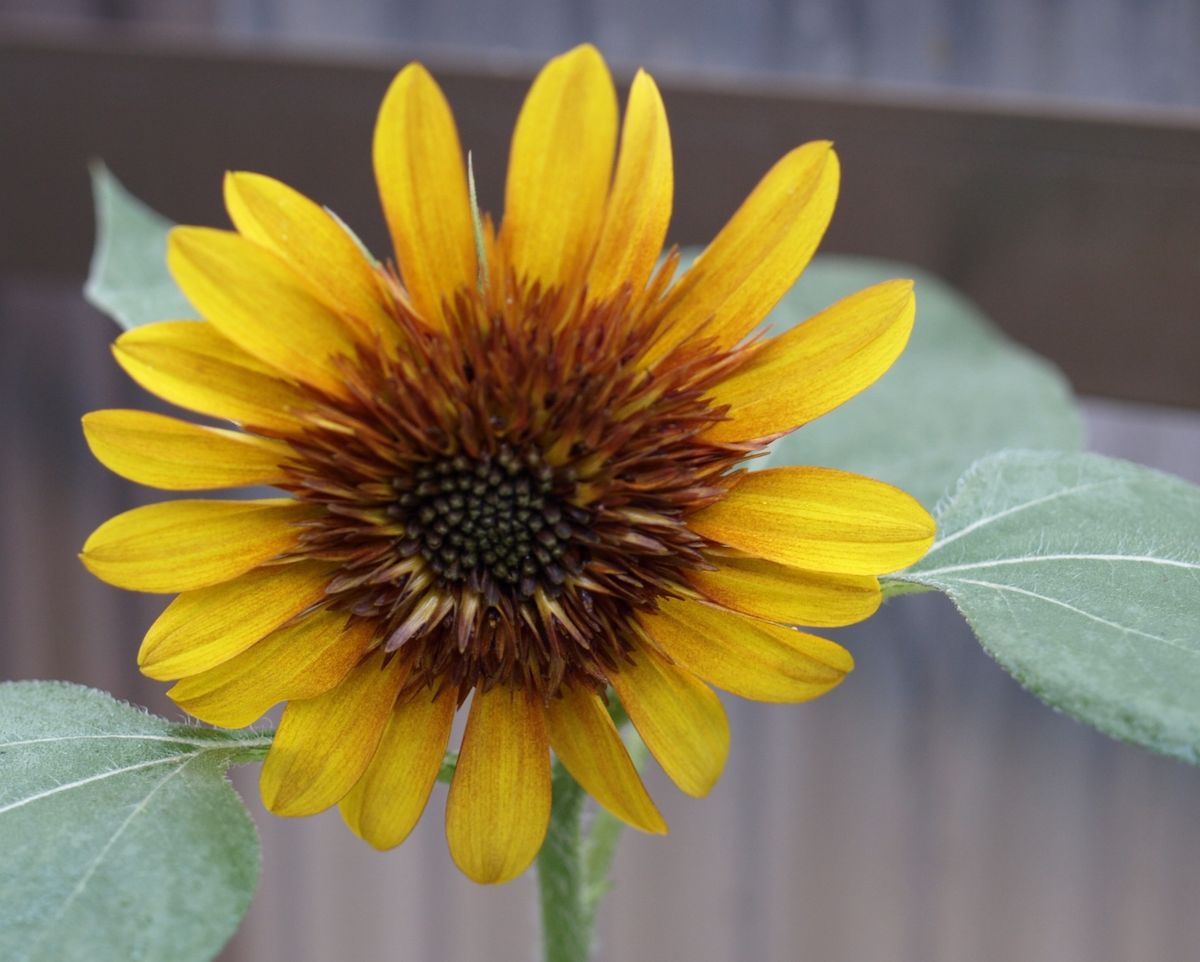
[82,45,934,884]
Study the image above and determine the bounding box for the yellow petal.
[610,646,729,798]
[170,610,376,728]
[113,321,309,432]
[689,467,935,576]
[223,171,392,336]
[705,279,916,442]
[648,142,839,362]
[260,649,409,817]
[586,69,673,303]
[641,598,852,703]
[446,685,551,884]
[82,409,291,490]
[690,552,880,628]
[137,561,334,681]
[168,226,358,394]
[80,498,313,593]
[340,685,457,850]
[502,44,618,290]
[374,63,477,328]
[545,685,665,834]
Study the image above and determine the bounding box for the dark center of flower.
[391,444,586,597]
[279,269,762,696]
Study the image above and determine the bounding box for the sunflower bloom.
[81,45,934,884]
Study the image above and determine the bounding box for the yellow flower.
[81,45,933,884]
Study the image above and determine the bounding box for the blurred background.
[2,3,1200,961]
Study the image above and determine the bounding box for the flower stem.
[537,695,643,961]
[537,761,592,962]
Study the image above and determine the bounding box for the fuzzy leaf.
[887,451,1200,762]
[0,681,267,962]
[762,255,1083,507]
[84,163,197,330]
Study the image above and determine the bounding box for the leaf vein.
[947,577,1197,657]
[27,755,201,954]
[912,553,1200,579]
[922,479,1123,557]
[0,733,272,752]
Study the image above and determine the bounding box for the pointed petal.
[82,409,291,490]
[586,69,672,303]
[446,685,551,884]
[649,142,839,362]
[502,44,618,290]
[80,498,314,593]
[113,321,309,432]
[260,649,409,817]
[340,685,457,850]
[610,646,729,798]
[690,552,880,628]
[168,226,359,394]
[641,598,852,703]
[224,171,392,335]
[169,610,376,728]
[141,558,336,676]
[373,63,477,327]
[706,280,915,442]
[689,467,936,575]
[137,561,334,681]
[545,685,665,834]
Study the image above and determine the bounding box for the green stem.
[536,694,643,961]
[537,762,591,962]
[436,750,458,783]
[879,575,937,599]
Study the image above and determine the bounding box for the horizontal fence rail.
[2,31,1199,408]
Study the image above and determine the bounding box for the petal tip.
[565,41,605,63]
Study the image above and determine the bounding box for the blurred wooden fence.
[3,0,1199,107]
[2,27,1200,962]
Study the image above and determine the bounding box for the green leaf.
[0,681,268,962]
[887,451,1200,763]
[761,255,1083,507]
[84,163,197,330]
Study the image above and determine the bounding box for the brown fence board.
[3,31,1198,406]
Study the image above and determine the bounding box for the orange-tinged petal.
[260,648,409,817]
[446,685,551,884]
[137,560,334,681]
[705,279,915,442]
[223,171,392,335]
[502,44,618,290]
[610,646,729,798]
[546,685,665,834]
[113,321,308,432]
[586,69,672,303]
[167,226,358,393]
[648,141,839,362]
[82,409,291,490]
[80,498,314,593]
[373,63,476,328]
[340,685,457,850]
[641,598,852,703]
[689,467,935,575]
[690,551,880,627]
[170,610,376,728]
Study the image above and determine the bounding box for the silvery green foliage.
[0,682,266,962]
[888,451,1200,762]
[84,163,197,330]
[764,256,1083,508]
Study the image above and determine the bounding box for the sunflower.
[81,44,934,884]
